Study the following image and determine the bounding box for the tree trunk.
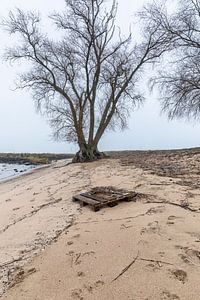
[72,143,105,163]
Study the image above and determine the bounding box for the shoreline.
[1,153,200,299]
[0,158,73,185]
[0,164,49,185]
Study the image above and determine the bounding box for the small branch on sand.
[146,200,199,213]
[74,253,81,265]
[112,251,139,282]
[112,253,173,282]
[139,258,173,266]
[150,183,173,186]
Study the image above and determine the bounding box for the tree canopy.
[143,0,200,120]
[3,0,171,161]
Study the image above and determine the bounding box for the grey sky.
[0,0,200,154]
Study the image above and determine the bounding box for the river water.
[0,163,38,183]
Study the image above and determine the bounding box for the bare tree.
[142,0,200,120]
[2,0,171,162]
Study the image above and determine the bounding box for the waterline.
[0,163,40,182]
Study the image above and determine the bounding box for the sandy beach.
[1,151,200,299]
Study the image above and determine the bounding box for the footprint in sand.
[82,251,95,257]
[138,240,149,247]
[71,251,96,266]
[169,269,187,283]
[140,221,161,235]
[5,198,12,202]
[167,221,175,226]
[71,288,83,300]
[26,187,32,190]
[84,280,104,293]
[168,216,178,221]
[33,192,39,196]
[177,246,200,265]
[120,223,133,230]
[158,251,165,258]
[161,290,180,300]
[13,207,21,211]
[167,215,182,226]
[187,231,200,243]
[68,252,81,267]
[145,262,160,272]
[9,267,36,288]
[178,253,191,265]
[77,271,85,277]
[147,206,166,215]
[73,234,81,239]
[67,241,74,246]
[183,248,200,266]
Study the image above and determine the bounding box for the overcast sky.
[0,0,200,154]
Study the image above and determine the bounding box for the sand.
[1,153,200,299]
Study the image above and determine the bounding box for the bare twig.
[139,257,173,266]
[74,253,81,265]
[112,251,139,282]
[145,200,199,213]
